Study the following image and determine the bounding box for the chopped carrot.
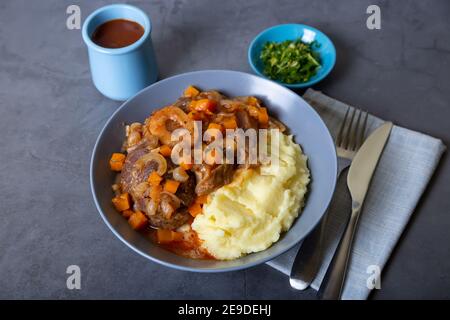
[258,107,269,125]
[188,202,203,217]
[247,96,259,106]
[188,101,197,111]
[128,211,148,230]
[172,231,184,242]
[190,99,217,113]
[195,195,208,205]
[223,116,237,129]
[202,99,217,112]
[150,184,162,202]
[180,161,193,171]
[112,193,130,212]
[183,85,200,98]
[156,229,172,243]
[109,153,126,171]
[164,179,180,193]
[148,171,162,187]
[122,209,134,219]
[159,145,172,157]
[157,229,183,244]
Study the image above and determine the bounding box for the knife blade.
[318,121,393,300]
[347,121,393,205]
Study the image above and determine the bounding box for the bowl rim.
[82,4,152,55]
[90,69,337,272]
[247,23,336,88]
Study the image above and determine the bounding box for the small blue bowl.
[248,24,336,88]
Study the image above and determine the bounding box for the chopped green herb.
[260,39,321,84]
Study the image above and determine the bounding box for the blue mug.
[82,4,158,101]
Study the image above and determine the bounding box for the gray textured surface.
[0,0,449,299]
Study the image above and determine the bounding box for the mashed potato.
[191,132,310,260]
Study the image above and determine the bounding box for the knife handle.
[318,202,362,300]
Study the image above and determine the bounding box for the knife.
[318,122,393,300]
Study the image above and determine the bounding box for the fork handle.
[318,202,362,300]
[289,157,351,290]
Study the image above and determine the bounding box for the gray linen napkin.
[267,89,446,300]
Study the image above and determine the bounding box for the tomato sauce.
[143,228,215,260]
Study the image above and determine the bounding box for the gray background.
[0,0,449,299]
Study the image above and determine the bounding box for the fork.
[289,106,368,290]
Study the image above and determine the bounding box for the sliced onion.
[127,131,142,148]
[146,199,157,216]
[160,201,175,218]
[132,182,149,198]
[160,192,181,219]
[161,192,181,207]
[126,144,138,153]
[219,100,239,112]
[134,152,167,176]
[130,122,142,131]
[172,166,189,182]
[144,134,160,149]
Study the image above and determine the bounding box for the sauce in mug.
[91,19,144,48]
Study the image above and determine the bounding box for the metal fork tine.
[356,111,368,149]
[336,106,350,147]
[349,110,362,150]
[342,107,356,150]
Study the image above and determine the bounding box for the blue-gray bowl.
[90,70,337,272]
